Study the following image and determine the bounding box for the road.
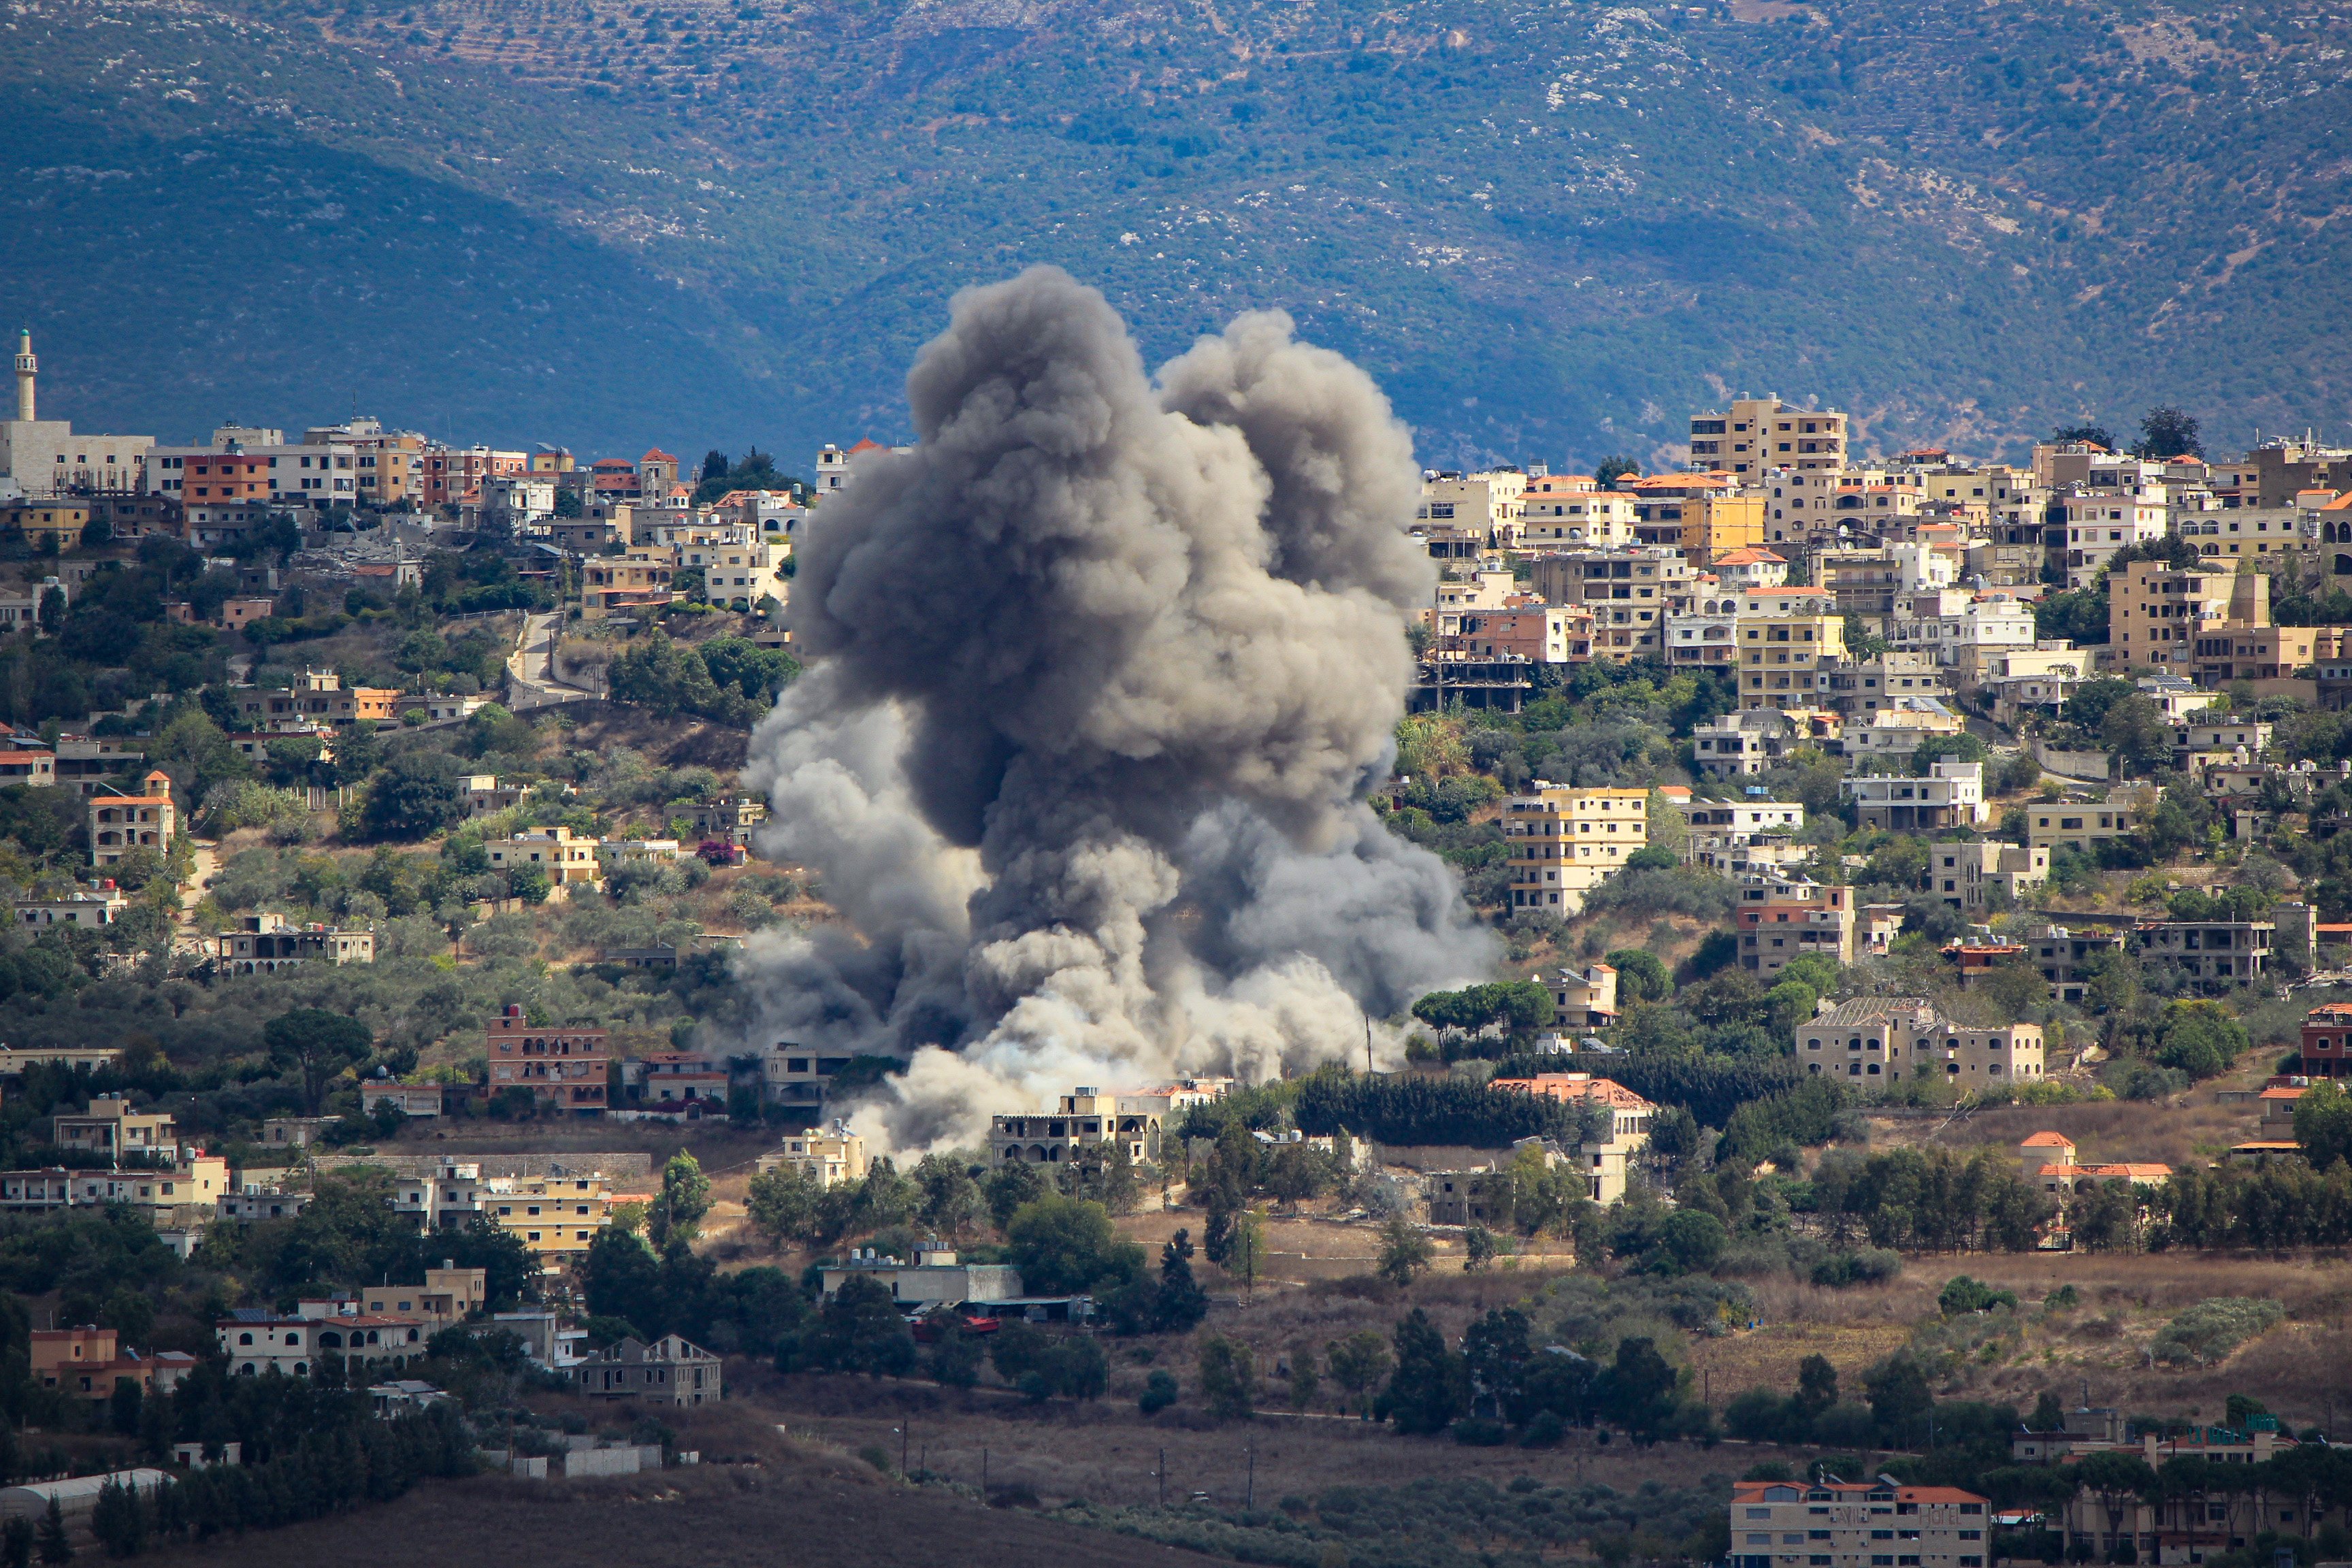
[505,611,602,711]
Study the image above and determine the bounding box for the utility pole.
[900,1421,909,1475]
[1365,1018,1374,1075]
[1246,1442,1255,1510]
[1158,1447,1166,1509]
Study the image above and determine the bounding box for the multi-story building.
[1689,708,1840,776]
[1531,547,1697,658]
[53,1097,177,1164]
[1665,606,1740,672]
[1481,1075,1655,1203]
[689,796,768,849]
[1453,605,1592,664]
[88,769,174,868]
[0,333,154,496]
[150,441,357,508]
[485,1002,609,1116]
[484,826,604,893]
[1735,606,1846,709]
[31,1326,197,1401]
[581,549,678,620]
[225,668,402,728]
[1673,799,1807,843]
[1711,546,1788,591]
[485,1173,628,1264]
[1840,761,1988,831]
[756,1120,870,1186]
[989,1087,1171,1166]
[2025,798,2144,853]
[1541,962,1622,1030]
[1688,399,1848,478]
[214,912,376,973]
[2133,919,2276,990]
[2059,491,2168,588]
[1818,651,1953,720]
[1728,1477,1990,1568]
[1503,784,1648,915]
[2108,561,2249,675]
[1737,881,1855,976]
[354,1266,487,1332]
[1930,843,2049,911]
[1797,998,2044,1088]
[1844,701,1967,770]
[1517,474,1635,548]
[2298,1002,2352,1078]
[573,1335,722,1407]
[389,1161,488,1230]
[0,1156,224,1218]
[1417,470,1529,547]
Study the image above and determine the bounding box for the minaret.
[12,330,33,423]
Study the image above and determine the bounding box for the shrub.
[2149,1298,2284,1367]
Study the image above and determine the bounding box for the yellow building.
[2107,560,2245,675]
[1736,612,1846,709]
[1,500,93,550]
[484,826,604,893]
[483,1175,629,1266]
[1680,493,1767,562]
[1505,785,1649,915]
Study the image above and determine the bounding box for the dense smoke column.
[739,266,1496,1149]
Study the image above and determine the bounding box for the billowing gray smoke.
[737,267,1496,1150]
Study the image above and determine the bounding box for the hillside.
[3,0,2347,463]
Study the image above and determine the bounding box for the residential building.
[88,769,174,867]
[485,1173,629,1264]
[1517,474,1636,547]
[1711,546,1788,591]
[1928,843,2050,911]
[620,1051,730,1112]
[2107,561,2253,675]
[389,1162,487,1230]
[573,1335,722,1407]
[1737,881,1855,975]
[2057,487,2168,586]
[1727,1477,1990,1568]
[763,1046,855,1116]
[689,796,766,848]
[354,1267,487,1330]
[1840,762,1989,831]
[1531,547,1697,657]
[1688,398,1848,477]
[1844,701,1966,769]
[581,549,677,619]
[1673,798,1807,844]
[31,1328,196,1401]
[150,439,357,508]
[2299,1002,2352,1078]
[2016,1132,2172,1194]
[2020,924,2129,1006]
[1416,470,1529,547]
[363,1083,444,1118]
[1503,783,1648,914]
[1797,997,2044,1086]
[1666,604,1741,672]
[14,889,127,929]
[1453,605,1593,664]
[990,1087,1170,1166]
[1463,1075,1654,1204]
[483,826,604,893]
[0,745,54,787]
[457,773,526,818]
[817,1246,1026,1309]
[214,912,376,973]
[52,1096,176,1164]
[0,1157,224,1220]
[2025,798,2144,853]
[1818,651,1953,721]
[0,1045,121,1075]
[1735,606,1845,709]
[1542,963,1621,1030]
[224,668,401,728]
[2134,919,2276,990]
[486,1002,608,1115]
[756,1120,870,1186]
[2174,716,2273,772]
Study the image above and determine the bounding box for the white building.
[756,1120,869,1186]
[1841,760,1989,831]
[14,889,127,929]
[2059,491,2168,588]
[150,440,357,505]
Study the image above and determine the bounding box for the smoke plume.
[738,267,1496,1150]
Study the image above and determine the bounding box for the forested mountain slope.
[3,0,2345,462]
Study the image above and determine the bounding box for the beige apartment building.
[1417,470,1527,547]
[1735,611,1846,709]
[1518,477,1637,547]
[1504,785,1648,915]
[485,826,604,892]
[1688,399,1848,477]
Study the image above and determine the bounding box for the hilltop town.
[7,347,2352,1568]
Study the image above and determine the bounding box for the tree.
[1864,1353,1934,1448]
[984,1161,1049,1231]
[2099,695,2172,777]
[2052,423,2118,451]
[1285,1339,1322,1410]
[1198,1335,1257,1422]
[1463,1224,1497,1272]
[361,749,464,840]
[2296,1080,2352,1171]
[1379,1309,1467,1435]
[3,1516,32,1568]
[1004,1193,1143,1294]
[1326,1329,1393,1420]
[263,1008,373,1115]
[1653,1210,1727,1275]
[2154,1000,2249,1080]
[1595,455,1642,489]
[745,1165,819,1245]
[1139,1369,1179,1414]
[89,1480,145,1558]
[1793,1354,1839,1428]
[2137,406,2203,459]
[804,1276,915,1377]
[1377,1215,1433,1287]
[1605,949,1672,1003]
[649,1152,712,1247]
[1152,1229,1209,1333]
[34,1499,68,1567]
[1602,1336,1680,1438]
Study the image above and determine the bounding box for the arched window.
[2336,555,2352,577]
[238,1333,253,1346]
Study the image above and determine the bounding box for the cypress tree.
[35,1497,72,1565]
[3,1515,33,1568]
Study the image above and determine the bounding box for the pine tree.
[35,1497,72,1565]
[3,1516,33,1568]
